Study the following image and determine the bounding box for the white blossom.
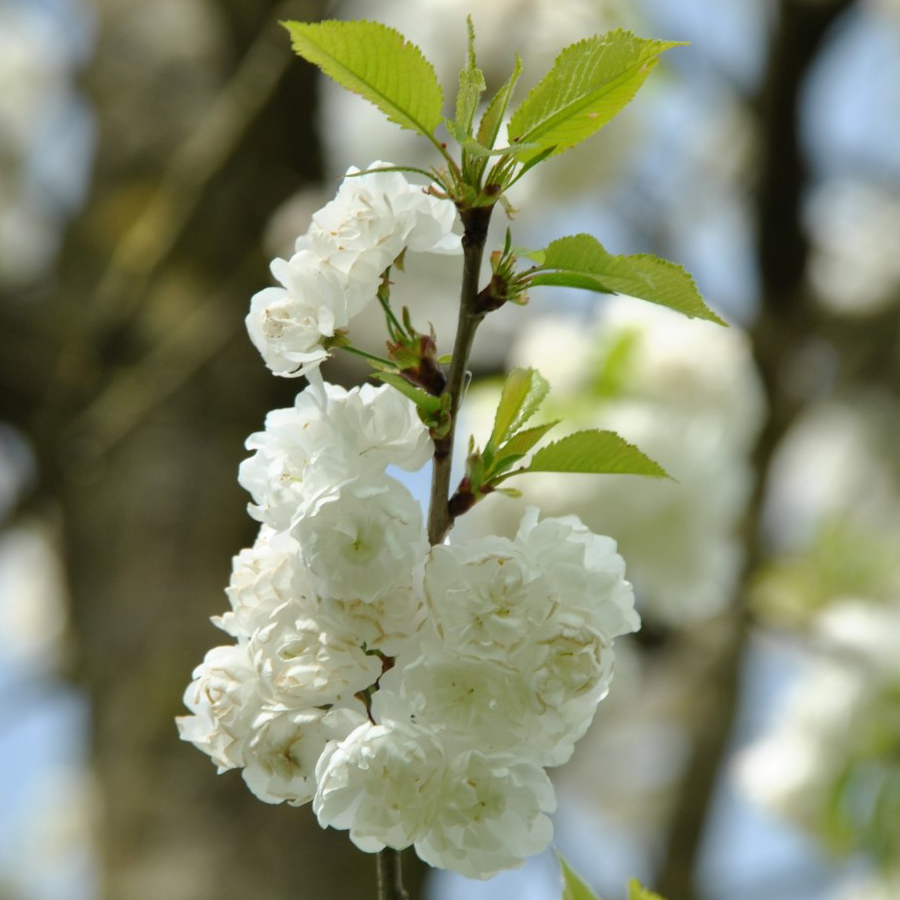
[292,476,428,603]
[245,249,352,377]
[519,620,615,709]
[214,527,306,640]
[515,508,640,640]
[239,380,430,530]
[374,632,598,767]
[414,748,556,880]
[373,509,635,766]
[216,525,419,705]
[375,636,536,755]
[304,162,459,311]
[246,163,458,377]
[180,115,678,877]
[313,719,448,852]
[250,596,383,708]
[242,705,365,807]
[321,584,423,658]
[176,644,261,771]
[424,537,550,661]
[425,509,636,654]
[333,383,434,474]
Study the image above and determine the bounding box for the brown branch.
[427,205,493,546]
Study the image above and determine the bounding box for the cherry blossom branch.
[377,205,494,899]
[427,205,493,545]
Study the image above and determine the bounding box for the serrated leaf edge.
[508,30,684,157]
[525,429,671,480]
[282,19,444,137]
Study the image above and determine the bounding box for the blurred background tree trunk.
[655,2,858,898]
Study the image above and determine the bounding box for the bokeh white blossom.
[457,296,766,625]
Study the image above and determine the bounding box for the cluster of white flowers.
[179,165,640,878]
[180,392,638,875]
[245,162,458,377]
[178,377,431,801]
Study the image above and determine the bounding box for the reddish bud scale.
[475,274,510,314]
[447,477,493,519]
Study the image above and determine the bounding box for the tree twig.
[427,205,493,546]
[377,849,410,900]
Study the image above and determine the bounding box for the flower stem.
[338,344,394,368]
[377,849,410,900]
[379,291,405,338]
[427,204,493,545]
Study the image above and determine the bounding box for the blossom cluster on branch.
[177,165,639,878]
[245,162,458,377]
[176,16,725,890]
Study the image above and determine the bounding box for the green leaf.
[523,430,669,478]
[554,854,671,900]
[476,53,523,151]
[527,234,725,324]
[628,880,667,900]
[455,16,486,137]
[283,20,443,138]
[556,851,601,900]
[373,372,442,414]
[489,368,550,448]
[506,144,556,184]
[443,117,473,145]
[447,133,544,160]
[507,30,682,162]
[491,420,561,476]
[498,420,560,460]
